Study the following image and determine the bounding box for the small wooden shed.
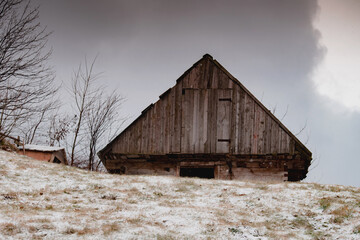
[98,54,312,181]
[18,145,67,165]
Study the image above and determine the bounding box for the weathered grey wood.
[244,93,254,154]
[99,54,312,182]
[231,88,239,153]
[252,103,260,154]
[258,105,265,154]
[173,83,182,153]
[210,89,218,153]
[211,63,219,89]
[216,89,232,153]
[238,87,246,154]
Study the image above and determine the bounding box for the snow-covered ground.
[0,149,359,239]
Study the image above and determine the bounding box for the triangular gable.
[99,54,311,160]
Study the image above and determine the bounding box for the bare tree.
[69,57,124,169]
[21,101,58,144]
[86,91,124,170]
[46,113,73,147]
[69,58,98,166]
[0,0,56,137]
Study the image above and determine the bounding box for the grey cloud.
[32,0,359,186]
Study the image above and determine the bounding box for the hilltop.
[0,150,359,239]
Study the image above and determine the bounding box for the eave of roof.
[18,144,65,152]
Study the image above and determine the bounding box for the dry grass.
[319,197,332,211]
[330,205,353,224]
[353,225,360,234]
[1,150,360,239]
[1,223,22,235]
[102,222,120,235]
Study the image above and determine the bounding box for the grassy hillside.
[0,150,360,239]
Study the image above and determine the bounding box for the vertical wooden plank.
[169,88,175,153]
[160,95,166,153]
[188,90,195,153]
[216,89,232,153]
[284,133,290,153]
[129,125,134,153]
[278,128,283,154]
[181,89,194,153]
[165,92,171,153]
[182,70,190,89]
[208,61,214,89]
[192,89,200,153]
[202,89,209,152]
[280,129,288,153]
[218,70,223,89]
[209,89,218,153]
[270,119,279,153]
[202,58,211,89]
[188,64,197,89]
[125,131,129,153]
[244,93,254,154]
[154,102,160,153]
[196,89,204,152]
[219,71,230,89]
[141,112,148,153]
[258,107,265,154]
[174,83,182,153]
[289,137,295,154]
[146,109,152,153]
[180,88,186,153]
[238,88,246,154]
[151,104,157,153]
[158,100,163,154]
[231,87,239,154]
[252,104,260,154]
[228,77,234,89]
[149,104,153,153]
[265,114,272,153]
[211,65,218,89]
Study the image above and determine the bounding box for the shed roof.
[18,144,65,152]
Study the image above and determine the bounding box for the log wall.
[106,160,287,182]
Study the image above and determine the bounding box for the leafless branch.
[280,104,289,121]
[295,120,307,136]
[0,0,56,137]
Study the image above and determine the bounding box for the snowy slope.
[0,149,360,239]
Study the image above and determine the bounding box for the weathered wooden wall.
[106,160,287,182]
[100,54,311,181]
[111,55,296,156]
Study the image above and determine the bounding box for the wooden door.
[216,89,232,153]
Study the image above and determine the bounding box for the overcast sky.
[35,0,360,187]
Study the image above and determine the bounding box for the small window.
[180,167,214,179]
[53,157,61,164]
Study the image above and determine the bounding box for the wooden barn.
[98,54,312,181]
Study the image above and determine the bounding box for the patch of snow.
[0,150,360,239]
[18,144,64,152]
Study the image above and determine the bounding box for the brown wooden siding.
[110,57,300,156]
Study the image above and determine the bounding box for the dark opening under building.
[98,54,312,181]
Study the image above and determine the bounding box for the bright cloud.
[313,59,360,112]
[313,0,360,113]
